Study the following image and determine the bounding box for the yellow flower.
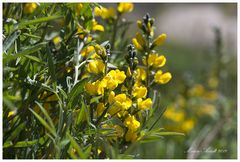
[188,84,205,97]
[102,70,126,90]
[117,3,134,13]
[8,110,16,118]
[23,3,38,14]
[208,77,219,89]
[125,130,138,142]
[152,33,167,46]
[114,94,132,110]
[94,44,106,58]
[137,20,143,30]
[108,93,132,117]
[136,32,145,47]
[76,3,83,16]
[52,36,61,45]
[181,119,195,133]
[136,68,147,81]
[164,106,185,122]
[96,102,105,117]
[154,70,172,84]
[95,6,116,19]
[124,115,140,131]
[203,91,218,101]
[154,55,166,68]
[145,54,166,68]
[132,86,147,99]
[87,60,105,74]
[92,19,104,32]
[132,38,143,50]
[108,91,115,104]
[81,46,95,58]
[102,76,118,90]
[85,80,105,95]
[137,98,152,110]
[102,124,124,138]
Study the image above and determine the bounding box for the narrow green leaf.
[3,30,21,52]
[4,135,48,148]
[66,132,87,159]
[6,122,26,142]
[18,15,63,29]
[35,101,56,133]
[24,54,42,63]
[3,42,47,61]
[29,109,56,137]
[67,78,88,109]
[156,131,185,136]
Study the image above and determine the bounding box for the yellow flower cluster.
[23,3,38,14]
[85,69,126,95]
[124,115,140,142]
[117,3,134,13]
[94,6,116,19]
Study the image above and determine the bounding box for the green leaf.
[18,15,63,29]
[35,101,56,132]
[3,42,47,61]
[6,122,26,142]
[155,131,185,136]
[3,135,48,148]
[24,54,42,63]
[90,96,102,104]
[67,78,88,109]
[29,108,56,137]
[3,30,21,52]
[76,100,90,125]
[66,132,87,159]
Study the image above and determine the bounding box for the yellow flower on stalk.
[137,98,152,110]
[94,44,107,58]
[203,91,218,101]
[181,119,195,133]
[85,80,105,95]
[164,106,185,122]
[95,6,116,19]
[136,68,147,81]
[108,91,115,104]
[76,3,83,16]
[125,129,138,142]
[109,94,132,117]
[136,32,145,47]
[188,84,205,97]
[8,110,16,118]
[132,38,143,50]
[152,33,167,47]
[118,3,134,13]
[124,115,140,131]
[87,60,105,74]
[52,36,61,45]
[102,124,124,138]
[96,102,105,117]
[23,3,38,14]
[92,19,104,32]
[144,54,166,68]
[132,86,147,99]
[102,70,126,90]
[114,94,132,110]
[154,70,172,84]
[81,46,98,58]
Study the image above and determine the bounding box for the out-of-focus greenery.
[2,2,237,159]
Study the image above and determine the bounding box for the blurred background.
[102,3,237,159]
